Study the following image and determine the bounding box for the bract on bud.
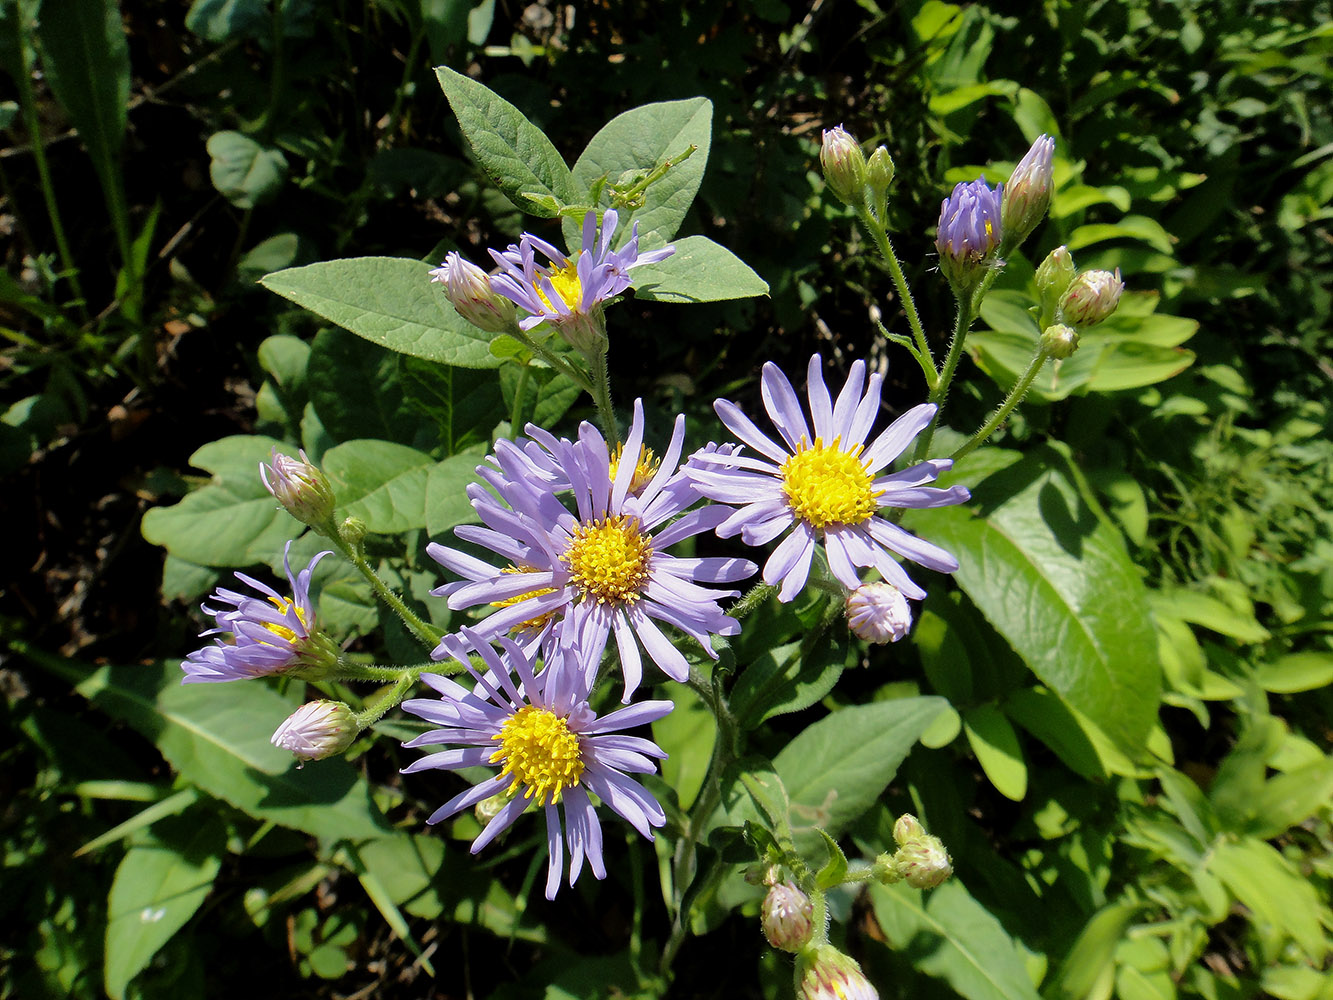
[428,251,518,334]
[1058,268,1124,328]
[1001,134,1055,249]
[796,945,879,1000]
[1040,323,1080,359]
[866,146,895,196]
[820,126,868,208]
[271,700,357,761]
[845,582,913,644]
[936,177,1004,293]
[762,881,815,952]
[261,449,337,533]
[1035,245,1076,320]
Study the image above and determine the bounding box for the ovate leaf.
[631,235,769,302]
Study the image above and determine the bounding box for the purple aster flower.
[183,542,339,683]
[401,628,672,899]
[936,177,1003,291]
[428,400,757,700]
[488,209,674,354]
[687,355,970,604]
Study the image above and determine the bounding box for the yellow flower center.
[536,260,583,312]
[780,438,881,529]
[489,705,584,805]
[609,443,660,496]
[489,566,559,634]
[563,515,653,605]
[262,597,306,644]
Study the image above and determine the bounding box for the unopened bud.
[475,789,513,825]
[340,516,367,549]
[846,582,913,644]
[1058,268,1124,328]
[1040,323,1079,359]
[796,945,879,1000]
[1035,245,1076,321]
[261,449,337,533]
[820,126,868,208]
[893,813,925,846]
[271,700,357,761]
[745,862,783,886]
[866,146,895,195]
[1001,134,1055,249]
[428,252,518,334]
[762,881,814,952]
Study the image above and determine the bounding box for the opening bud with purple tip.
[820,126,868,209]
[428,251,519,334]
[845,582,913,644]
[1001,134,1055,250]
[796,945,879,1000]
[261,449,337,534]
[936,177,1004,294]
[271,700,358,762]
[1059,268,1125,328]
[762,881,815,953]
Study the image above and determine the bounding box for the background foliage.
[3,0,1332,998]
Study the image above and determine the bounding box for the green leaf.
[322,440,434,534]
[37,0,129,182]
[963,704,1027,801]
[1255,652,1333,694]
[306,329,502,452]
[1067,215,1175,255]
[814,829,850,890]
[773,698,947,851]
[1148,587,1271,644]
[1248,756,1333,839]
[206,131,287,209]
[631,235,769,302]
[906,449,1161,754]
[103,817,224,1000]
[498,361,581,430]
[729,631,848,729]
[261,258,501,369]
[1205,838,1327,962]
[434,66,574,216]
[565,97,712,251]
[141,435,297,568]
[425,446,487,537]
[354,833,447,919]
[186,0,269,41]
[652,681,716,812]
[870,880,1043,1000]
[51,657,392,841]
[1047,903,1138,1000]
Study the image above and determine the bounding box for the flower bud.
[261,449,337,533]
[475,789,513,825]
[428,251,518,334]
[893,813,925,847]
[1001,134,1055,249]
[271,700,357,761]
[845,582,912,644]
[1040,323,1079,360]
[796,945,879,1000]
[762,881,815,952]
[936,177,1003,293]
[1058,268,1124,328]
[1035,244,1074,312]
[340,516,367,549]
[820,126,868,208]
[866,146,895,196]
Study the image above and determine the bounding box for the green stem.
[13,2,86,313]
[511,329,594,394]
[952,347,1052,461]
[509,360,532,430]
[331,534,443,650]
[729,582,777,621]
[911,295,973,464]
[353,670,419,729]
[855,207,934,387]
[589,347,620,445]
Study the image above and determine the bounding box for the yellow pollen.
[489,705,584,805]
[563,515,653,605]
[536,260,583,312]
[780,438,881,529]
[262,597,306,644]
[609,444,660,495]
[489,566,559,634]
